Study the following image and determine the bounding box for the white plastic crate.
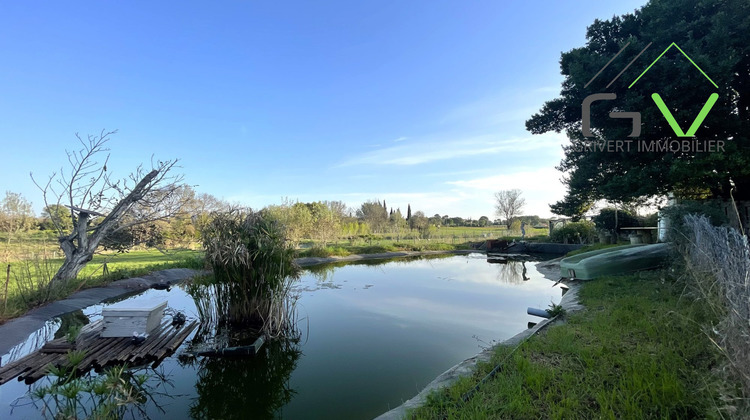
[101,299,167,338]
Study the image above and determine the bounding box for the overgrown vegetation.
[672,214,750,412]
[410,271,731,419]
[661,200,729,239]
[198,209,300,337]
[549,220,596,244]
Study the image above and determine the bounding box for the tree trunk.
[52,251,92,286]
[50,169,160,287]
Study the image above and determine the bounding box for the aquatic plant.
[197,208,301,337]
[29,353,173,420]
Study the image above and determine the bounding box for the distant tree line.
[1,189,550,249]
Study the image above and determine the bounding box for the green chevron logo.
[651,92,719,137]
[629,43,719,138]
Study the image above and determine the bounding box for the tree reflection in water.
[185,279,303,419]
[184,337,301,419]
[495,261,528,284]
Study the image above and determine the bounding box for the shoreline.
[0,248,574,418]
[0,249,481,358]
[295,249,478,266]
[375,255,582,420]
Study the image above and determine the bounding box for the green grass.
[0,249,204,320]
[319,226,549,248]
[296,241,463,258]
[410,271,730,419]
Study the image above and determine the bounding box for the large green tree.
[527,0,750,217]
[356,200,389,233]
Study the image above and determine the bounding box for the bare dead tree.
[494,189,526,229]
[31,130,188,287]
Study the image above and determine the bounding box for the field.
[0,238,202,320]
[308,225,549,248]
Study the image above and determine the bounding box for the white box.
[101,299,167,338]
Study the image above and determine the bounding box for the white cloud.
[338,132,564,167]
[446,166,567,217]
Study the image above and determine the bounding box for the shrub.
[549,220,596,244]
[660,200,727,241]
[592,208,641,232]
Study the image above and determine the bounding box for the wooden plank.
[91,337,132,368]
[153,322,198,361]
[0,317,199,385]
[132,323,178,362]
[19,353,66,384]
[0,347,64,385]
[150,322,197,368]
[81,337,128,370]
[0,352,40,380]
[129,322,174,361]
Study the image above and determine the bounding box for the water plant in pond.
[28,350,174,419]
[198,209,300,337]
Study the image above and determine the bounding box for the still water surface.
[0,253,563,419]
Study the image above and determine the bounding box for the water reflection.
[302,254,457,289]
[183,338,301,419]
[0,254,564,420]
[495,261,531,284]
[1,319,59,366]
[23,365,178,420]
[52,310,89,340]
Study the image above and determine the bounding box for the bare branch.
[30,130,185,286]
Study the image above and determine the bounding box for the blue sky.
[1,0,646,219]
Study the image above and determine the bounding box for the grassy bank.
[296,242,464,258]
[299,226,549,250]
[410,271,732,419]
[1,249,203,321]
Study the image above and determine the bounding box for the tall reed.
[199,209,300,337]
[674,214,750,413]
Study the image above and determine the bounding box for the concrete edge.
[0,268,207,357]
[374,260,584,420]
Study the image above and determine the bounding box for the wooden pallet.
[0,318,197,385]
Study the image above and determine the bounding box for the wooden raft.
[0,318,197,385]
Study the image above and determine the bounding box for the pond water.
[0,253,564,419]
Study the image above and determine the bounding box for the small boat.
[560,243,669,280]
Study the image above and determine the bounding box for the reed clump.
[199,209,300,337]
